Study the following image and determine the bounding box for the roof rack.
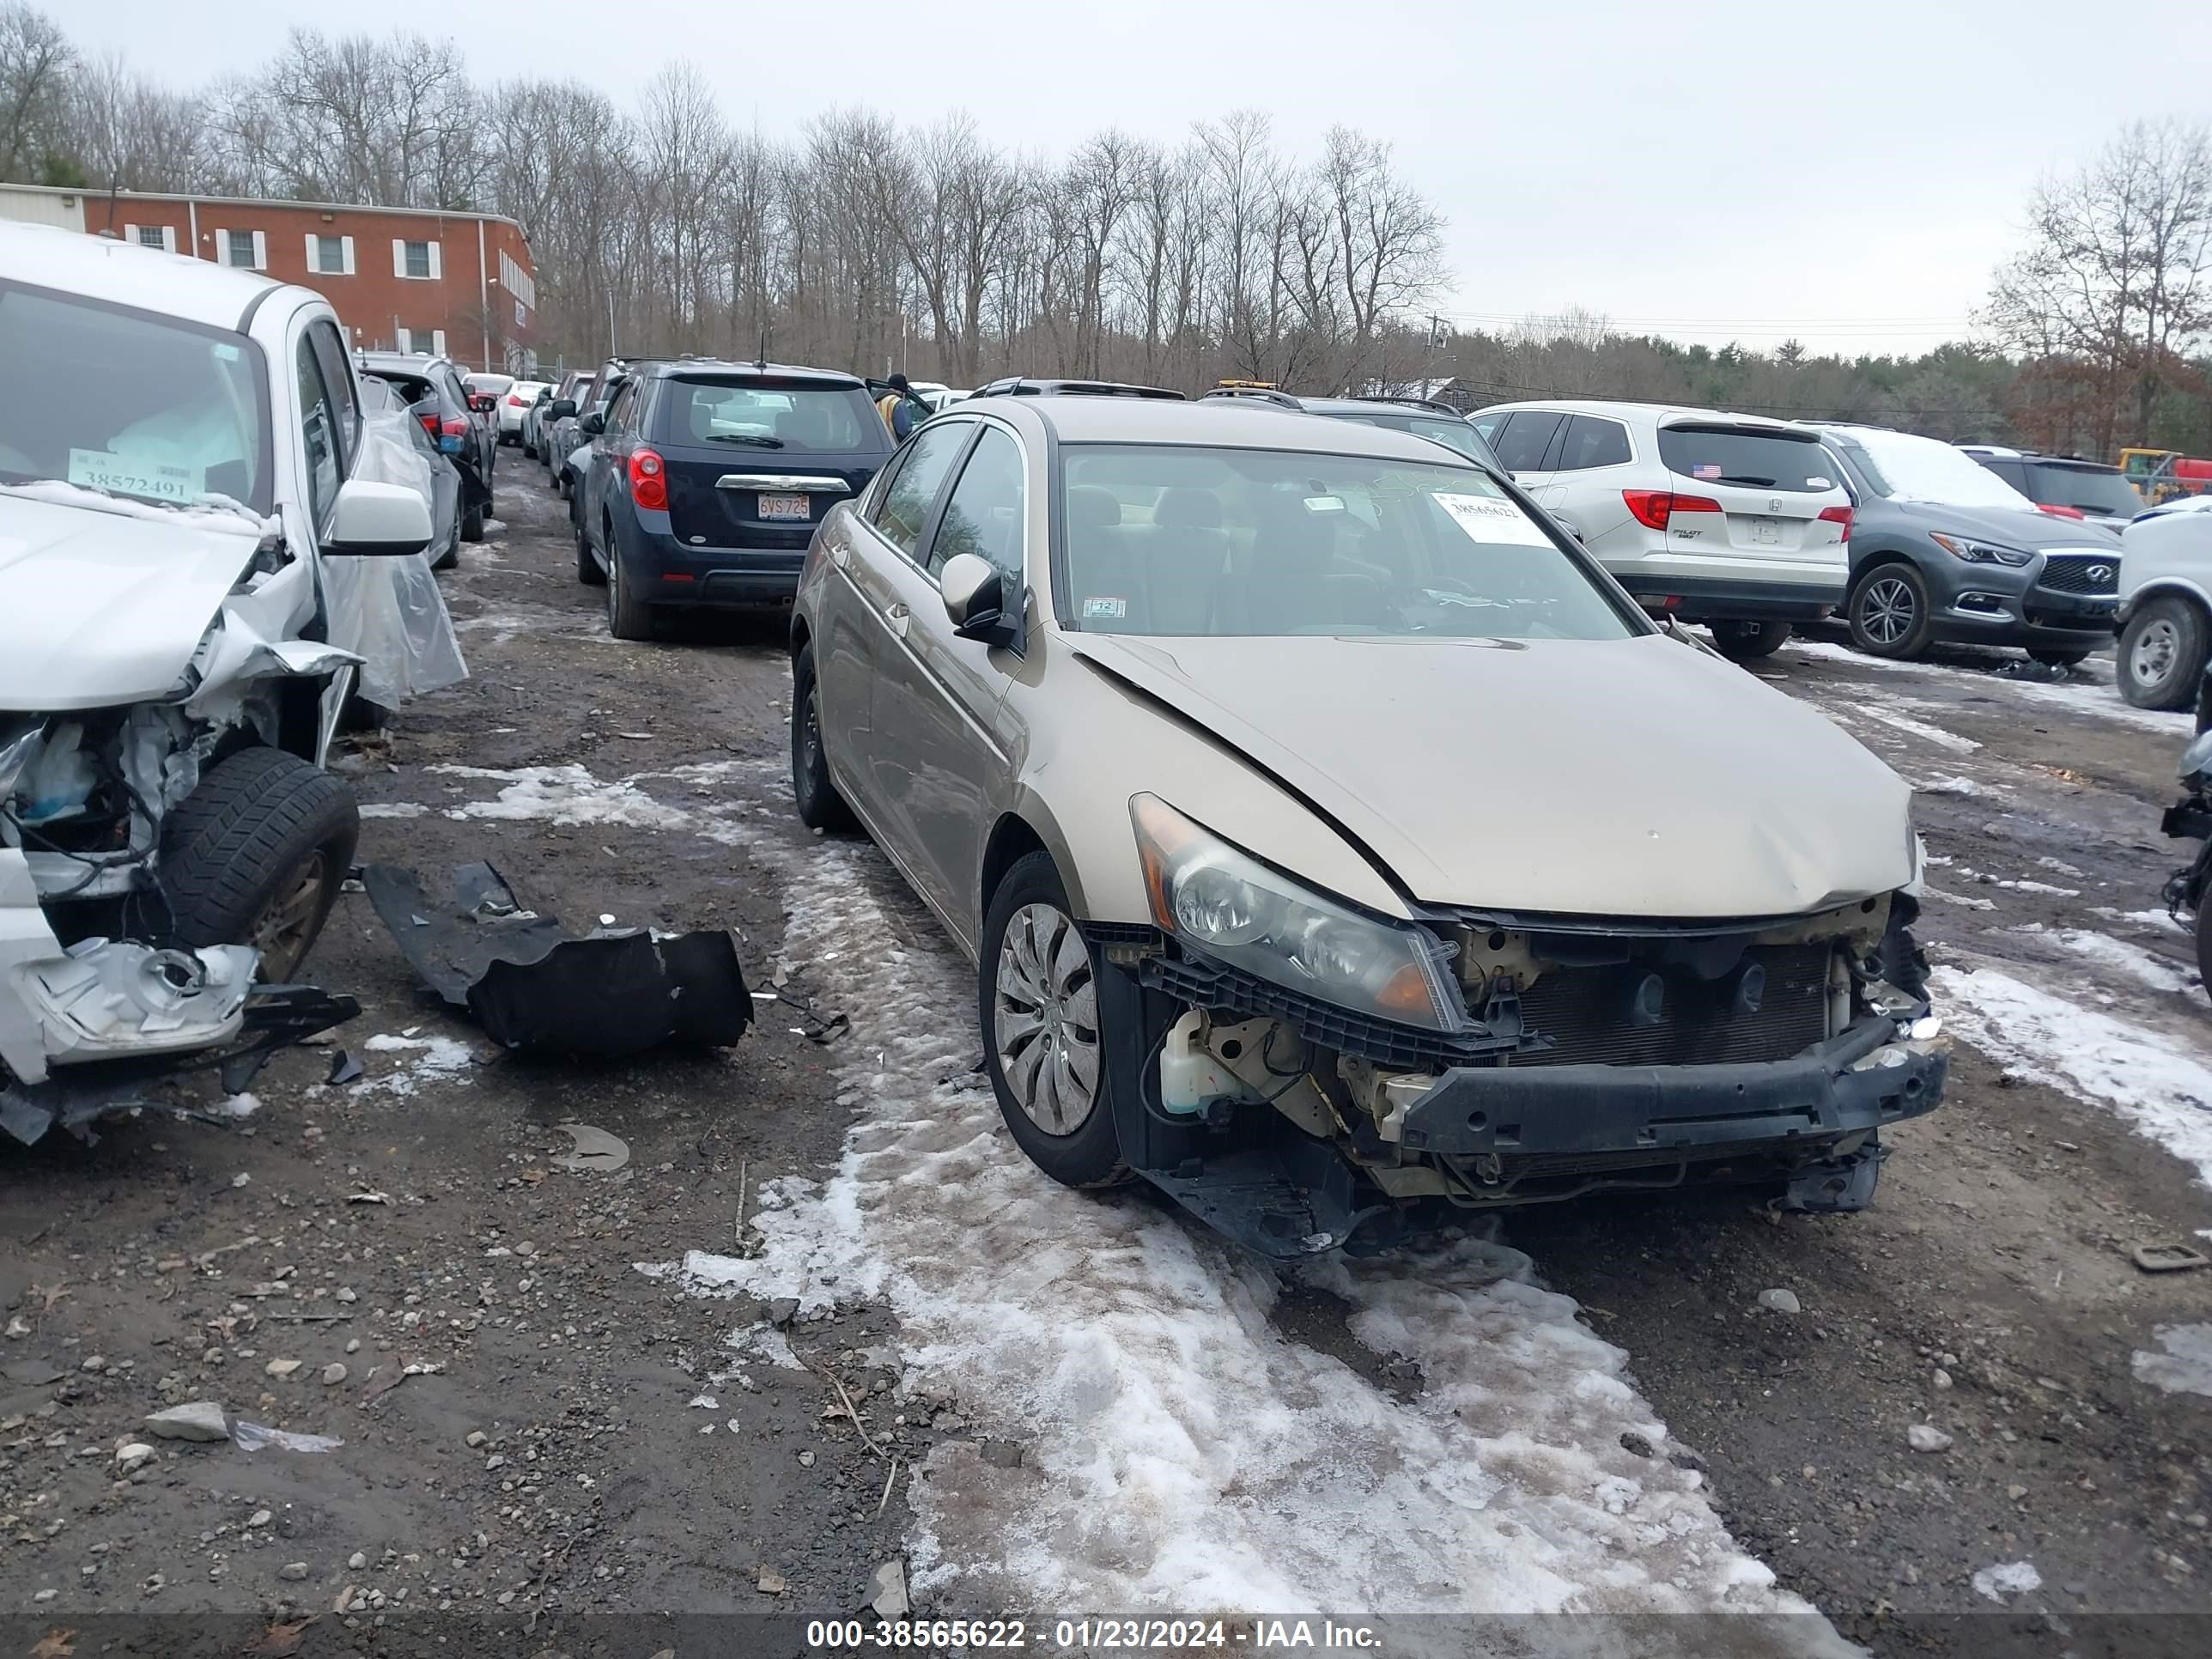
[1360,394,1462,416]
[1199,386,1303,410]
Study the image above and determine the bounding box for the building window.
[307,234,353,276]
[125,224,176,252]
[221,229,267,270]
[394,239,441,280]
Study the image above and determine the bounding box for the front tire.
[2118,597,2208,710]
[461,503,486,543]
[1848,561,1934,659]
[1708,620,1793,661]
[978,852,1122,1187]
[790,644,859,831]
[159,747,359,983]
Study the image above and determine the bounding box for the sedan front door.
[865,422,1030,949]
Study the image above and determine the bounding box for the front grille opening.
[1508,942,1834,1067]
[2037,554,2118,596]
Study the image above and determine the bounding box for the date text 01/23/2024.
[804,1618,1386,1650]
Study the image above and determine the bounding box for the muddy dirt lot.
[5,459,2210,1657]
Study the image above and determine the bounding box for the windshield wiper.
[1715,474,1777,487]
[702,434,785,447]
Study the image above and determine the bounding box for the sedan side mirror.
[940,551,1024,651]
[550,398,576,418]
[323,477,433,556]
[580,411,605,436]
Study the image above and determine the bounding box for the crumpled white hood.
[0,493,258,711]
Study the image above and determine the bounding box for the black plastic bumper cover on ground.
[363,861,751,1058]
[1397,1013,1944,1160]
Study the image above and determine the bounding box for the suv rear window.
[2021,461,2138,519]
[1658,425,1836,493]
[653,378,884,453]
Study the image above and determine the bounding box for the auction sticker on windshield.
[67,447,200,502]
[1435,491,1554,548]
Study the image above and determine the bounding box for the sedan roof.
[1002,397,1474,464]
[1,220,278,331]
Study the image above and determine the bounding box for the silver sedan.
[788,398,1947,1257]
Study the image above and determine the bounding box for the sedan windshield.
[1058,444,1634,640]
[0,281,272,513]
[1839,428,2033,510]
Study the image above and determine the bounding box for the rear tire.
[604,522,655,641]
[2197,904,2212,1002]
[978,851,1123,1188]
[790,644,858,832]
[2027,647,2091,668]
[461,504,485,543]
[1847,561,1934,659]
[575,513,605,585]
[2118,596,2207,710]
[1708,620,1793,661]
[159,746,359,984]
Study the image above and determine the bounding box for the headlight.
[1929,532,2032,567]
[1130,793,1468,1033]
[2179,729,2212,783]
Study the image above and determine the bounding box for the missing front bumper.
[1395,1015,1945,1161]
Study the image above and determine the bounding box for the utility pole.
[1421,313,1445,399]
[607,283,617,359]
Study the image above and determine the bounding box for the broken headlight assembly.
[1130,793,1468,1034]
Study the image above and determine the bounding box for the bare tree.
[1984,118,2212,451]
[0,2,72,181]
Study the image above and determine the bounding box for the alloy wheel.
[994,902,1101,1135]
[250,850,328,981]
[2132,617,2182,690]
[1859,576,1917,647]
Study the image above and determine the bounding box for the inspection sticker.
[67,448,201,502]
[1082,595,1127,619]
[1434,492,1554,548]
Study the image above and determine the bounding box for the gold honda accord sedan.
[787,395,1946,1257]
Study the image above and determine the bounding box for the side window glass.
[1492,411,1565,472]
[295,337,343,527]
[307,322,358,465]
[927,427,1025,580]
[872,422,969,559]
[1556,415,1632,471]
[1470,412,1505,447]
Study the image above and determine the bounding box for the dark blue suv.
[574,360,894,638]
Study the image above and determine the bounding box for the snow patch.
[659,836,1838,1628]
[1850,703,1980,754]
[1931,964,2212,1185]
[2095,906,2191,937]
[212,1093,261,1119]
[0,478,270,534]
[1971,1561,2042,1601]
[1922,886,1996,911]
[2045,929,2199,996]
[2131,1325,2212,1399]
[1911,775,2000,799]
[355,1032,477,1097]
[422,761,750,845]
[358,802,428,818]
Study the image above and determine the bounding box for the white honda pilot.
[1470,400,1854,660]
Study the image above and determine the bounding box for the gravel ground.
[4,456,2209,1656]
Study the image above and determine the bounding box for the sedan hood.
[1887,499,2122,550]
[1069,631,1912,919]
[0,494,258,711]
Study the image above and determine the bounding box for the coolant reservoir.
[1158,1011,1243,1115]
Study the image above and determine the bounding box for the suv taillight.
[1818,504,1853,540]
[629,447,667,511]
[417,412,439,439]
[1622,489,1721,531]
[441,416,469,439]
[507,393,528,406]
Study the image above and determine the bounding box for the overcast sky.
[64,0,2212,357]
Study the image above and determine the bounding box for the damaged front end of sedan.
[1085,795,1947,1260]
[1,575,362,1146]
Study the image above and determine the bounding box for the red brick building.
[0,183,536,372]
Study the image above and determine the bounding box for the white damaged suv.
[0,223,436,1143]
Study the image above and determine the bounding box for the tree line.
[4,4,2207,459]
